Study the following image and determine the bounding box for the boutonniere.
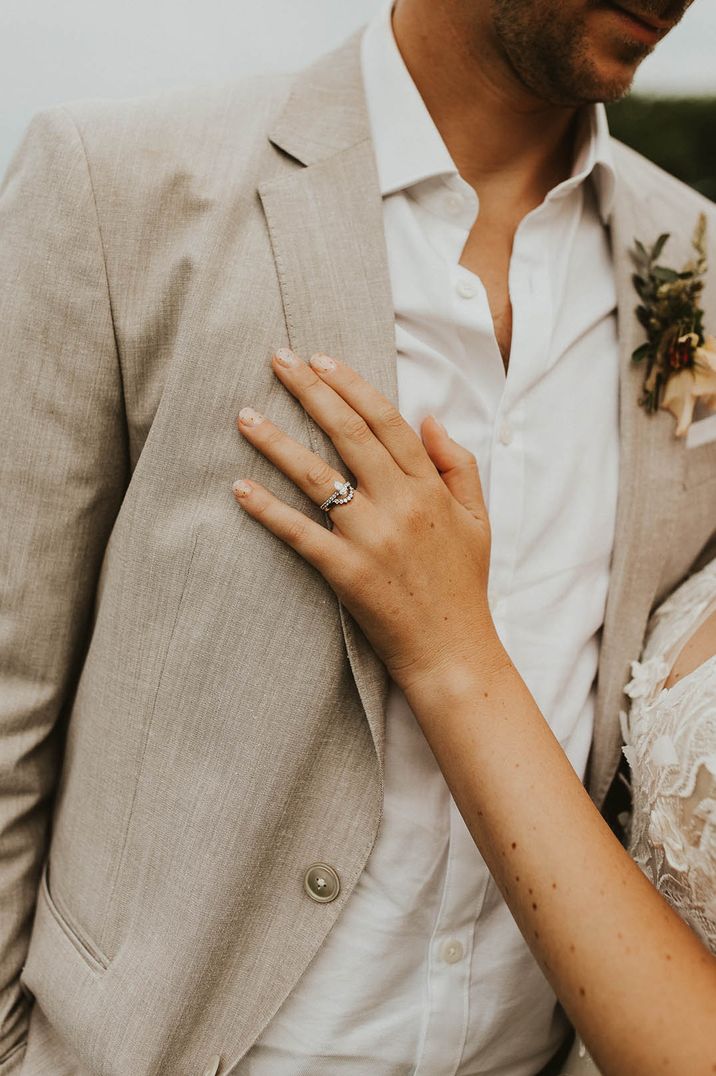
[631,212,716,437]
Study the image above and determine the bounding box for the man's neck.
[391,0,581,210]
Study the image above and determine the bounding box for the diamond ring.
[319,479,355,512]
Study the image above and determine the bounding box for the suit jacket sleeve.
[0,106,128,1065]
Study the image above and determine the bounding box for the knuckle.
[264,426,285,450]
[306,460,336,490]
[341,413,372,444]
[289,370,322,403]
[364,537,388,564]
[454,443,478,466]
[363,523,393,557]
[302,368,322,391]
[377,403,404,429]
[284,520,309,547]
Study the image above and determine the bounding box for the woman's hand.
[231,347,499,695]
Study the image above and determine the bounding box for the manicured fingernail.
[238,406,264,427]
[430,414,448,434]
[274,347,299,367]
[232,479,253,498]
[309,352,337,373]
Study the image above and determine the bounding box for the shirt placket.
[413,798,491,1076]
[412,176,523,1076]
[407,179,571,1076]
[486,213,556,620]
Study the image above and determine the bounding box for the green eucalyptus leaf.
[631,343,650,363]
[651,233,670,261]
[651,266,679,283]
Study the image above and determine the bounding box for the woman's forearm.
[403,634,716,1076]
[228,349,716,1069]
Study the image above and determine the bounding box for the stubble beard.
[489,1,652,107]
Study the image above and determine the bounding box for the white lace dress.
[561,557,716,1075]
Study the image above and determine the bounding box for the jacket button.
[303,863,340,903]
[201,1055,221,1076]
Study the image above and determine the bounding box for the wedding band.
[320,480,355,512]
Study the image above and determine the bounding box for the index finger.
[307,352,436,479]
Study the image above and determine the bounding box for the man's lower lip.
[605,3,662,45]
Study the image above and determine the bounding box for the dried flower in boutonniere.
[631,212,716,436]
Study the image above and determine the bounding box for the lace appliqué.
[621,559,716,952]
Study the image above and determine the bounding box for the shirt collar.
[360,0,616,224]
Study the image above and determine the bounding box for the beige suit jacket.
[1,27,715,1076]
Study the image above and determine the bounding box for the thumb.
[421,415,487,518]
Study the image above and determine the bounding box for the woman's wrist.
[400,619,510,720]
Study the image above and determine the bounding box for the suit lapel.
[588,154,684,808]
[258,32,396,775]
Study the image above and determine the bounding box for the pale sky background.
[1,0,716,179]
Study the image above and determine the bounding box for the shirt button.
[303,863,341,903]
[440,938,464,964]
[499,421,513,446]
[201,1056,222,1076]
[456,278,476,300]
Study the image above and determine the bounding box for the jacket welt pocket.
[40,861,110,974]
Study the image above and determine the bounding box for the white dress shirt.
[245,2,620,1072]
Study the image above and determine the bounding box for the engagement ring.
[320,480,355,512]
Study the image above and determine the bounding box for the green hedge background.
[606,96,716,199]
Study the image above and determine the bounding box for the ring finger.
[236,406,361,519]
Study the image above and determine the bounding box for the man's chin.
[574,79,635,105]
[550,38,651,106]
[549,67,639,107]
[538,82,632,108]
